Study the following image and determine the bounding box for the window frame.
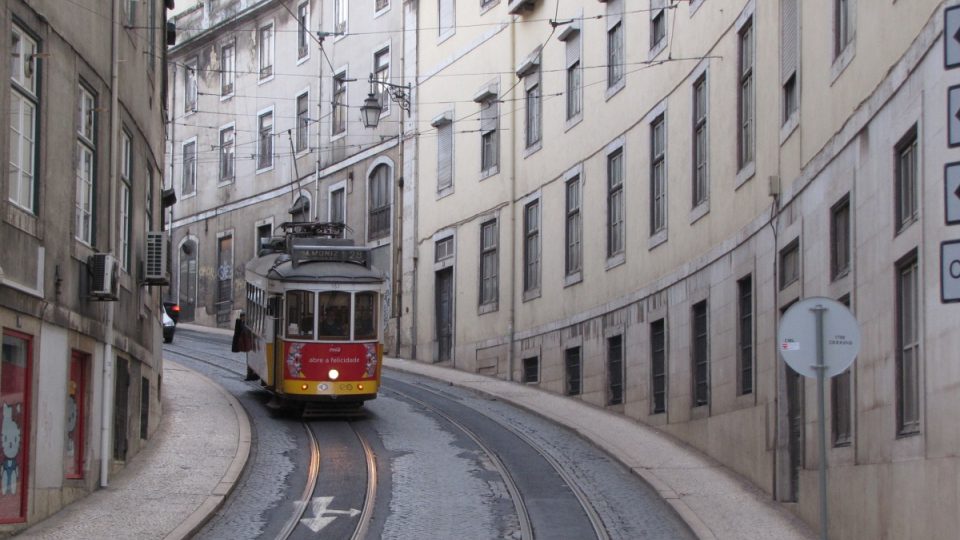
[119,129,133,271]
[651,319,667,414]
[605,0,625,94]
[691,300,709,408]
[76,84,97,245]
[256,107,275,172]
[565,346,582,396]
[831,194,851,280]
[565,173,582,278]
[780,239,801,290]
[692,74,709,209]
[650,114,667,236]
[218,123,236,185]
[9,23,40,214]
[258,22,275,82]
[184,57,198,113]
[895,251,920,436]
[332,70,348,137]
[220,41,235,98]
[296,90,310,154]
[738,18,755,171]
[737,275,754,395]
[479,96,500,176]
[894,125,919,233]
[367,164,392,241]
[607,146,625,260]
[523,198,541,297]
[297,2,310,61]
[181,137,197,197]
[479,218,499,310]
[435,114,454,194]
[607,334,624,406]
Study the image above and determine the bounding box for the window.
[831,195,851,280]
[437,119,454,191]
[286,290,316,339]
[439,0,455,37]
[523,200,540,294]
[290,195,310,223]
[650,115,667,235]
[330,186,345,224]
[120,131,132,271]
[607,335,623,405]
[524,66,541,148]
[220,42,235,96]
[896,253,920,436]
[139,376,150,440]
[564,29,581,120]
[376,0,390,12]
[895,126,918,232]
[607,149,624,257]
[832,295,853,446]
[480,219,498,307]
[258,110,273,170]
[182,140,196,196]
[333,73,347,135]
[480,97,499,174]
[565,347,581,396]
[354,291,379,341]
[9,24,39,213]
[258,23,274,79]
[738,19,754,169]
[374,48,390,114]
[184,58,197,112]
[334,0,348,35]
[296,92,309,152]
[783,74,798,123]
[835,0,853,58]
[297,2,309,59]
[255,223,272,254]
[780,240,800,290]
[523,357,539,384]
[368,165,391,240]
[565,176,582,276]
[781,0,799,123]
[738,275,754,395]
[651,319,667,414]
[692,301,709,407]
[435,236,454,262]
[692,75,708,207]
[76,85,96,244]
[650,0,666,51]
[148,0,157,72]
[124,0,137,26]
[607,1,624,89]
[219,126,235,182]
[145,166,154,230]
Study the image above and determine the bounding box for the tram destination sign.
[291,244,368,266]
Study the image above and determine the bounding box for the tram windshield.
[354,291,378,340]
[318,292,351,341]
[286,290,315,339]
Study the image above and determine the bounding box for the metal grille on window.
[566,347,581,396]
[217,236,234,325]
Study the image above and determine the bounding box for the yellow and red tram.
[242,222,386,409]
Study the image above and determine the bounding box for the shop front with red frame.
[0,329,32,524]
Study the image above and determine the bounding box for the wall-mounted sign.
[946,5,960,69]
[942,240,960,303]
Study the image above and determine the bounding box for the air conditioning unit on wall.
[89,253,119,300]
[145,231,169,285]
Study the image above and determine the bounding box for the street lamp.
[360,74,411,128]
[361,73,412,355]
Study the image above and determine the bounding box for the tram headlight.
[300,384,309,391]
[357,384,364,391]
[328,369,340,380]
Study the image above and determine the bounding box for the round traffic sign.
[777,297,860,379]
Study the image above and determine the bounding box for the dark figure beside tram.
[237,222,387,412]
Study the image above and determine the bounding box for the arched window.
[368,164,391,240]
[289,194,310,222]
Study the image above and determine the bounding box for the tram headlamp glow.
[328,369,340,380]
[357,384,364,391]
[301,384,309,391]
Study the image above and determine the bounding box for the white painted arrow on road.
[300,496,361,533]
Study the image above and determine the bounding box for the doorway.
[435,268,453,363]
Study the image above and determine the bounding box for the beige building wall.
[411,0,960,537]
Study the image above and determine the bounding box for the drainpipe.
[507,18,517,381]
[101,0,121,487]
[409,1,420,360]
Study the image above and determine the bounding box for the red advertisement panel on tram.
[283,342,379,381]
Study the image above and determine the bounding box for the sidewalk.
[17,361,250,540]
[384,356,816,540]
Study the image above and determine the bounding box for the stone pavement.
[384,356,817,540]
[16,361,250,540]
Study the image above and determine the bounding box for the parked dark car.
[162,302,179,343]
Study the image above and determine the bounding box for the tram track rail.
[383,387,534,540]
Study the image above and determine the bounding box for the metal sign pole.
[812,304,829,540]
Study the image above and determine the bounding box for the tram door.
[178,240,197,321]
[435,268,453,363]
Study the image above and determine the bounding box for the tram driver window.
[286,290,315,339]
[354,291,378,340]
[318,291,351,340]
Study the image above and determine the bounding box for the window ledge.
[522,289,541,302]
[564,113,583,133]
[480,166,500,181]
[436,186,454,200]
[605,79,625,101]
[296,54,309,66]
[478,302,499,315]
[523,140,542,159]
[366,237,391,249]
[331,131,347,143]
[255,164,275,175]
[780,112,799,144]
[689,201,709,225]
[564,271,582,288]
[735,161,756,190]
[480,0,500,16]
[257,74,275,85]
[830,40,856,85]
[217,178,235,188]
[648,229,668,251]
[648,40,667,62]
[605,252,625,271]
[219,93,234,102]
[438,29,455,45]
[4,205,40,238]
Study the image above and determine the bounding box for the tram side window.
[354,292,378,340]
[286,290,315,339]
[318,291,350,341]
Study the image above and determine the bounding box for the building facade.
[1,0,171,531]
[166,0,407,349]
[410,0,960,538]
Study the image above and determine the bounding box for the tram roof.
[247,253,386,284]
